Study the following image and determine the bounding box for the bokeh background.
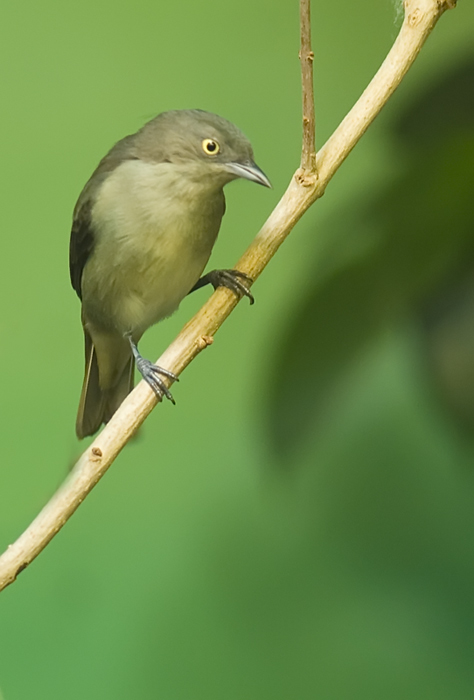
[1,1,473,698]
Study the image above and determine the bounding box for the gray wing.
[69,198,94,299]
[69,133,140,300]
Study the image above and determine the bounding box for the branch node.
[91,447,103,458]
[407,9,422,27]
[197,335,214,350]
[295,167,318,188]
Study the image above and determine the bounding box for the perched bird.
[70,109,271,439]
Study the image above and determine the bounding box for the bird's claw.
[127,335,178,404]
[135,357,178,404]
[208,269,255,305]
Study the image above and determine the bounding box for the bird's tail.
[76,328,134,439]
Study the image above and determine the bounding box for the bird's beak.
[226,161,272,188]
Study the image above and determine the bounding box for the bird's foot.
[206,269,255,305]
[128,337,178,404]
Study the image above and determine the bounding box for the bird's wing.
[69,197,94,300]
[69,134,143,299]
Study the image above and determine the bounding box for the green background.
[1,1,474,698]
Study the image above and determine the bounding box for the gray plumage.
[70,109,270,439]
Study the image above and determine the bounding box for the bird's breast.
[82,160,225,335]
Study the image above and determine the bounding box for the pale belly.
[112,232,212,334]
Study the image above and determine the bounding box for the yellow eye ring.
[202,138,220,155]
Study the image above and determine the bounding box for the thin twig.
[0,0,457,592]
[299,0,317,173]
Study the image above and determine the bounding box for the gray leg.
[127,336,178,404]
[189,269,255,305]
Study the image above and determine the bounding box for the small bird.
[70,109,271,439]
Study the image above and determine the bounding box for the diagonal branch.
[0,0,457,592]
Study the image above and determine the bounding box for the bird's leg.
[189,269,255,305]
[127,335,178,404]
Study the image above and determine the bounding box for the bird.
[69,109,271,439]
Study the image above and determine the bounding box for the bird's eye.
[202,138,220,155]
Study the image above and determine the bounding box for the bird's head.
[135,109,271,189]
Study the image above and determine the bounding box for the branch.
[300,0,317,173]
[0,0,457,592]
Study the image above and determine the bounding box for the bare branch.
[300,0,317,173]
[0,0,457,592]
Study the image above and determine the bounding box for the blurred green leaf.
[267,56,474,456]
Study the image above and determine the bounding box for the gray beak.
[226,161,272,188]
